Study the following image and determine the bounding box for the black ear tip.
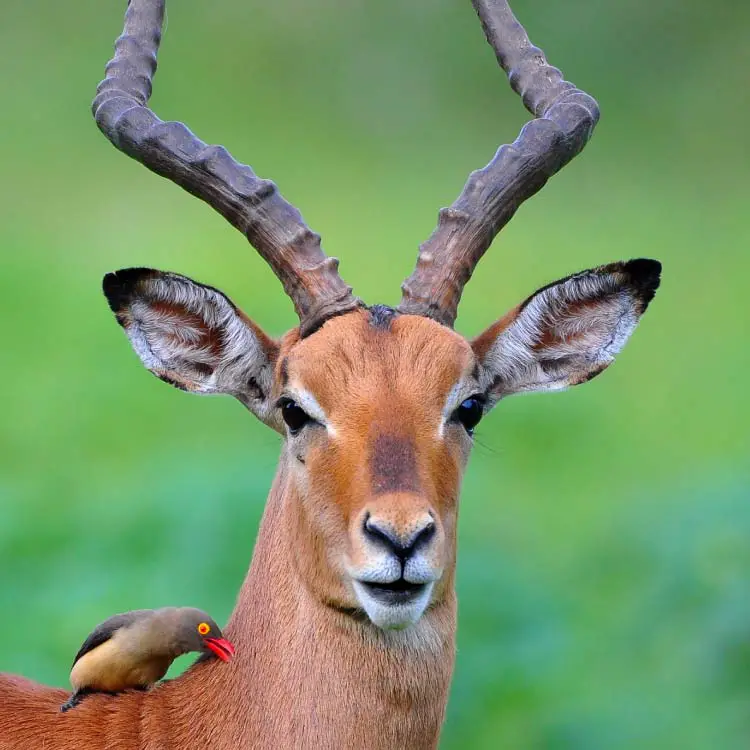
[102,268,157,313]
[622,258,661,309]
[623,258,661,286]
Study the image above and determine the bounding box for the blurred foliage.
[0,0,748,747]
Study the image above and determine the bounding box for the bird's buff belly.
[70,638,169,692]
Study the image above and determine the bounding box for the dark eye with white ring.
[278,398,312,435]
[452,396,484,435]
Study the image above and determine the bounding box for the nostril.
[413,520,436,550]
[363,514,436,560]
[363,514,402,553]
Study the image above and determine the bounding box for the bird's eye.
[452,396,484,435]
[279,398,312,435]
[197,622,211,635]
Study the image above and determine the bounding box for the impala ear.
[103,268,280,427]
[472,259,661,402]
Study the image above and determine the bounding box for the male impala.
[0,0,660,747]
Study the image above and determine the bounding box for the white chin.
[352,581,434,630]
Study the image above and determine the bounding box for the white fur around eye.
[438,380,480,439]
[285,384,335,436]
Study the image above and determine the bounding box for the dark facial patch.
[369,434,419,495]
[368,304,398,330]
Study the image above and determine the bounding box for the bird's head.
[174,609,235,662]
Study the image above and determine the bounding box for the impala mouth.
[359,579,428,605]
[352,578,434,630]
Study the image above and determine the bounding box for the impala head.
[96,0,660,631]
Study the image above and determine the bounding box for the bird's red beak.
[204,637,235,662]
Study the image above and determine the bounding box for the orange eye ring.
[197,622,211,636]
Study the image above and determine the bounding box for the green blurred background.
[1,0,748,747]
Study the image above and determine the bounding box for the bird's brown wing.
[71,610,152,668]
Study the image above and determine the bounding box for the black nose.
[363,514,436,561]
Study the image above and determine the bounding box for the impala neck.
[175,455,456,749]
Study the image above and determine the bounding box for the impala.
[0,0,660,747]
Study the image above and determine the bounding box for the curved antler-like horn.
[398,0,601,327]
[93,0,360,337]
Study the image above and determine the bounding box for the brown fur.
[0,311,470,749]
[0,260,659,746]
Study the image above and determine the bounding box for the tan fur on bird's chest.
[69,628,172,693]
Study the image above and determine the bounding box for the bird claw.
[60,693,83,712]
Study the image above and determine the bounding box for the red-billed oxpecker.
[60,608,234,712]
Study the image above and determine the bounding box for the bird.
[60,607,235,712]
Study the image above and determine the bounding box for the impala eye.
[279,398,312,434]
[453,396,484,435]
